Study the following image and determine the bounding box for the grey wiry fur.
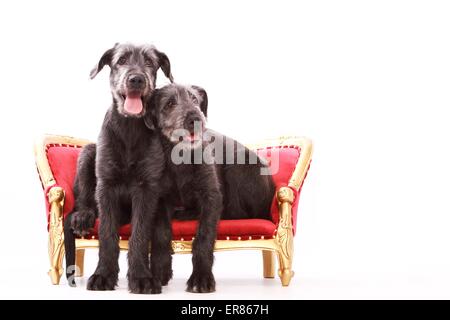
[64,47,275,293]
[145,84,275,292]
[64,43,174,293]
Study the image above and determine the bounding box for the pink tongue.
[124,95,143,114]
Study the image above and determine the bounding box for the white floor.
[1,168,450,300]
[3,220,450,300]
[4,250,450,300]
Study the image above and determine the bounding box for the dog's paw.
[161,268,173,286]
[129,276,162,294]
[87,274,117,291]
[186,271,216,293]
[70,210,96,236]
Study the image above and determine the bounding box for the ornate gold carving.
[47,186,65,285]
[277,187,294,205]
[76,238,280,252]
[172,241,192,253]
[275,187,295,286]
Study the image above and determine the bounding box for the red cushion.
[43,143,304,238]
[85,218,276,241]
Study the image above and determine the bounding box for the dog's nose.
[184,112,203,133]
[127,74,145,89]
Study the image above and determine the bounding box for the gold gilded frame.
[34,134,313,287]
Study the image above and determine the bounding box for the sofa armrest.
[285,137,313,192]
[249,136,313,232]
[34,134,92,190]
[35,134,93,225]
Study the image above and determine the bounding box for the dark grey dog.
[144,84,275,292]
[64,43,174,294]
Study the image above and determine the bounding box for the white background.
[0,0,449,299]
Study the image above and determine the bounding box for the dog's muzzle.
[122,74,147,115]
[184,111,204,134]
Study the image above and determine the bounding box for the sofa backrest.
[46,144,82,219]
[257,146,302,233]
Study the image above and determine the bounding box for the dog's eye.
[145,59,154,67]
[188,92,199,104]
[166,99,176,109]
[117,56,127,65]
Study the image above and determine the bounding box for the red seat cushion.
[86,218,276,241]
[44,143,303,238]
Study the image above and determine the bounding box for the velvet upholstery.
[44,143,303,239]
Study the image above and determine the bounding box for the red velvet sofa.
[35,134,313,287]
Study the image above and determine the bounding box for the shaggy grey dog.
[64,43,174,294]
[144,84,275,292]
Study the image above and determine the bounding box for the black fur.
[65,55,274,292]
[64,143,97,286]
[87,110,167,294]
[64,43,173,293]
[145,84,275,292]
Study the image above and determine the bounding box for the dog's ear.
[191,85,208,117]
[143,112,156,130]
[154,49,174,83]
[90,45,116,79]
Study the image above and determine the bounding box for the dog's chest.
[99,132,164,183]
[125,140,164,179]
[169,163,197,203]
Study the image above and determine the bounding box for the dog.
[64,43,174,294]
[144,83,275,292]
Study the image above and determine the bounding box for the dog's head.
[90,43,173,117]
[144,84,208,149]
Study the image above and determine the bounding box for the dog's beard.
[111,74,152,117]
[180,138,203,150]
[167,128,203,150]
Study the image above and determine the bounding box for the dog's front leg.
[87,184,121,290]
[127,187,161,294]
[70,143,98,236]
[150,200,174,287]
[187,186,223,293]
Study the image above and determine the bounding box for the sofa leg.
[276,249,294,286]
[75,249,85,277]
[47,187,65,285]
[276,187,295,287]
[262,250,275,278]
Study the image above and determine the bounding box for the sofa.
[34,134,313,287]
